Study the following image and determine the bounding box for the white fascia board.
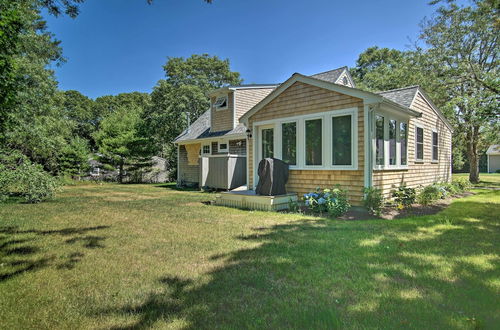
[175,133,246,145]
[380,100,421,118]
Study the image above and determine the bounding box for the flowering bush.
[303,186,350,217]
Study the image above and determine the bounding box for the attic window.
[342,76,348,85]
[214,95,228,110]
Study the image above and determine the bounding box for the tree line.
[0,0,498,202]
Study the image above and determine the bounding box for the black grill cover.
[255,158,289,196]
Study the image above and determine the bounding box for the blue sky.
[44,0,440,99]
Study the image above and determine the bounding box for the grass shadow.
[99,190,500,328]
[0,225,110,282]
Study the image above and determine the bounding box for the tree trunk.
[118,160,124,184]
[468,126,480,184]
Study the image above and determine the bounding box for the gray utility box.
[200,156,246,190]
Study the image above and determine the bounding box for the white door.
[255,125,274,188]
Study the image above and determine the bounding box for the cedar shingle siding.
[373,92,452,196]
[211,92,234,132]
[247,81,366,205]
[178,144,199,185]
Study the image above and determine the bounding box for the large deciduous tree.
[144,54,242,176]
[420,0,499,182]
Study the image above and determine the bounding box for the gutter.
[174,133,247,145]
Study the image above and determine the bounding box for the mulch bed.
[343,191,475,220]
[298,191,475,221]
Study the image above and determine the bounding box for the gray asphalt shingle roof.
[174,80,428,144]
[174,110,246,143]
[310,67,347,84]
[378,86,419,108]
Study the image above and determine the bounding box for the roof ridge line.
[378,85,420,94]
[310,66,348,76]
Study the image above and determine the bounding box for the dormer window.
[342,76,348,86]
[214,95,228,110]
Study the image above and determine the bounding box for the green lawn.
[453,173,500,188]
[1,184,499,329]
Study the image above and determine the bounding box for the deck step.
[215,190,298,211]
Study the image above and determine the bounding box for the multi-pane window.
[389,119,397,165]
[432,131,439,161]
[400,122,408,165]
[305,119,322,165]
[332,115,352,165]
[202,144,211,155]
[282,122,297,165]
[376,115,384,165]
[415,126,424,161]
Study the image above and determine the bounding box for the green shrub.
[288,198,301,213]
[363,187,384,216]
[303,186,351,218]
[441,182,459,195]
[452,177,472,191]
[0,150,61,203]
[391,185,416,209]
[417,184,443,206]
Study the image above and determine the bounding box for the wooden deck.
[214,189,298,211]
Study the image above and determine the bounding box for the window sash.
[214,96,227,109]
[375,115,384,165]
[389,119,397,165]
[218,142,228,152]
[400,122,407,165]
[261,128,274,159]
[432,131,439,161]
[202,144,211,155]
[281,122,297,165]
[305,118,322,166]
[415,127,424,160]
[332,115,352,165]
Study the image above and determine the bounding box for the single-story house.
[486,145,500,173]
[174,66,453,206]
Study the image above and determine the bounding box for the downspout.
[364,104,375,189]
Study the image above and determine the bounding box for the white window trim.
[201,143,211,156]
[218,140,229,153]
[431,129,439,162]
[214,95,228,111]
[415,123,425,162]
[372,111,409,170]
[252,107,358,171]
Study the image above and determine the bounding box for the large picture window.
[305,119,322,166]
[415,126,424,161]
[400,122,407,165]
[282,122,297,165]
[332,115,352,165]
[432,131,439,161]
[375,115,384,165]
